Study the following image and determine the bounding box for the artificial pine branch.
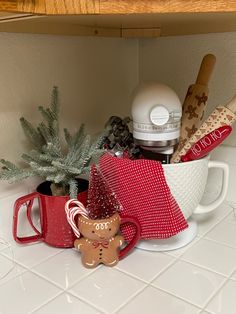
[21,152,51,167]
[50,86,59,120]
[38,106,52,123]
[68,178,78,199]
[0,159,34,182]
[0,87,106,197]
[20,117,45,152]
[0,159,19,171]
[51,161,82,175]
[64,128,73,146]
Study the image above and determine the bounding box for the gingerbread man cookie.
[74,212,124,268]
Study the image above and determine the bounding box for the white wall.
[139,32,236,146]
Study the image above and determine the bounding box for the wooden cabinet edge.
[99,0,236,14]
[0,0,236,15]
[0,0,236,37]
[0,16,161,38]
[0,0,99,14]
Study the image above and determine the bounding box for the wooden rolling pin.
[171,94,236,163]
[171,54,216,163]
[181,125,232,162]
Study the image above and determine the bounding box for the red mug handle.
[119,215,141,260]
[13,192,43,244]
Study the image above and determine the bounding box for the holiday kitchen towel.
[99,153,188,241]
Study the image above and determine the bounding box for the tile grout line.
[114,256,180,284]
[200,276,231,312]
[29,265,108,314]
[29,265,107,314]
[68,267,149,314]
[163,204,234,260]
[0,244,64,268]
[150,279,208,310]
[31,288,107,314]
[150,256,180,283]
[178,255,230,278]
[149,281,215,310]
[96,206,236,314]
[182,229,236,278]
[148,234,236,311]
[149,283,202,310]
[37,272,236,314]
[199,310,212,314]
[203,236,236,250]
[113,267,151,284]
[1,181,236,312]
[193,207,236,250]
[201,276,229,309]
[195,205,235,238]
[30,290,65,314]
[68,288,110,314]
[200,207,236,243]
[0,260,28,287]
[155,231,214,270]
[146,256,229,310]
[29,262,101,290]
[112,284,150,314]
[66,290,107,314]
[28,268,71,290]
[0,262,66,296]
[163,236,202,259]
[148,233,216,284]
[179,255,236,279]
[178,235,236,278]
[67,264,104,290]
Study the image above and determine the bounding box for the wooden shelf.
[0,1,236,37]
[1,0,236,15]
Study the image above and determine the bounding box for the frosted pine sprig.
[0,86,106,197]
[20,117,45,151]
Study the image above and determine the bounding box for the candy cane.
[65,199,89,238]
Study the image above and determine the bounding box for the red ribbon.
[92,240,109,249]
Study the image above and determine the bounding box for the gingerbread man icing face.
[78,213,120,240]
[74,212,124,268]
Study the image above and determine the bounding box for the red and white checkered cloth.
[99,153,188,241]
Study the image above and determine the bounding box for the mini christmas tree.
[0,87,106,198]
[86,164,121,219]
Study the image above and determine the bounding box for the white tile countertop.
[0,146,236,314]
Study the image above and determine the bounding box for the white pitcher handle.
[194,160,229,214]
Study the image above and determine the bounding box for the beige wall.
[1,31,236,196]
[1,31,236,164]
[0,33,138,163]
[139,32,236,146]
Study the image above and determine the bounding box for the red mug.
[13,179,88,248]
[117,215,141,259]
[76,213,141,261]
[65,199,142,267]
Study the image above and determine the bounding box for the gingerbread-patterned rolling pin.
[171,94,236,163]
[171,54,216,163]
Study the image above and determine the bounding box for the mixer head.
[131,83,182,155]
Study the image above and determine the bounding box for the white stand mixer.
[131,83,182,163]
